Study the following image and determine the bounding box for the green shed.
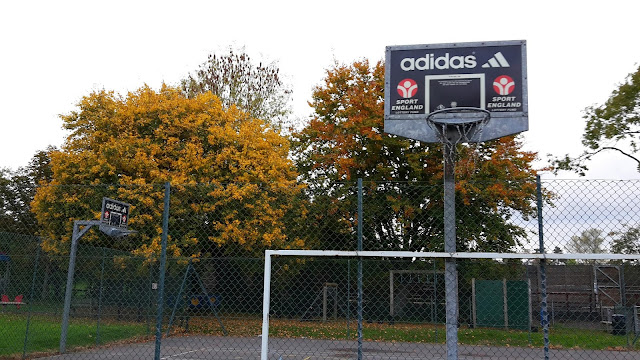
[472,279,531,330]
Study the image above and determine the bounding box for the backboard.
[101,197,130,228]
[384,40,528,143]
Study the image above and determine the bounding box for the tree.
[292,59,543,253]
[553,65,640,174]
[610,224,640,255]
[0,169,17,232]
[566,228,606,254]
[31,85,303,258]
[181,47,292,130]
[0,148,54,235]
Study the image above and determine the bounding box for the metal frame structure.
[384,38,529,360]
[59,220,137,353]
[389,269,443,322]
[260,250,640,360]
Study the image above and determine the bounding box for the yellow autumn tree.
[32,85,304,258]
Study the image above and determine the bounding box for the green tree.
[0,169,17,232]
[31,85,303,258]
[181,47,292,130]
[566,228,606,253]
[611,224,640,255]
[553,65,640,174]
[292,59,543,252]
[0,148,54,235]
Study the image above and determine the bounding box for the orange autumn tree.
[32,85,303,258]
[293,59,542,252]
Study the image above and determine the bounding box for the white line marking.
[161,347,209,359]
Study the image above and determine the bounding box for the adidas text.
[400,53,477,71]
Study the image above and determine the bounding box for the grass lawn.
[184,316,640,351]
[0,313,150,358]
[2,311,638,358]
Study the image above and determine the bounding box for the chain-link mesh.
[0,180,638,358]
[267,256,640,359]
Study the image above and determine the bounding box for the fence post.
[537,175,550,360]
[347,259,351,339]
[154,182,171,360]
[357,178,363,360]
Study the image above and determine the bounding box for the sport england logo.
[482,52,510,68]
[397,79,418,98]
[493,75,515,95]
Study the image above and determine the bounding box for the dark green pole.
[154,182,171,360]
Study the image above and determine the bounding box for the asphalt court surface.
[42,336,640,359]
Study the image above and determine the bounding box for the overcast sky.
[2,0,639,179]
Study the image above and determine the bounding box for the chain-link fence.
[0,179,639,359]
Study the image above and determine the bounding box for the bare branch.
[598,147,640,169]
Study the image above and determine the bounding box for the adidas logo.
[481,52,510,68]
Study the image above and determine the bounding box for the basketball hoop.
[426,107,491,167]
[426,107,491,145]
[384,41,527,360]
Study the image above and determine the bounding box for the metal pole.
[503,279,509,329]
[443,142,459,360]
[154,182,171,360]
[434,260,439,340]
[347,260,351,339]
[357,178,364,360]
[261,252,272,360]
[537,175,550,360]
[619,266,630,346]
[166,262,191,336]
[323,284,328,322]
[60,221,96,353]
[60,222,79,353]
[471,279,477,328]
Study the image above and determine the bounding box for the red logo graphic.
[397,79,418,98]
[493,75,515,95]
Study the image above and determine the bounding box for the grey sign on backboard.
[384,40,528,143]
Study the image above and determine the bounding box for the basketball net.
[426,107,491,168]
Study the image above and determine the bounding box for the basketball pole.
[60,220,99,353]
[443,140,459,360]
